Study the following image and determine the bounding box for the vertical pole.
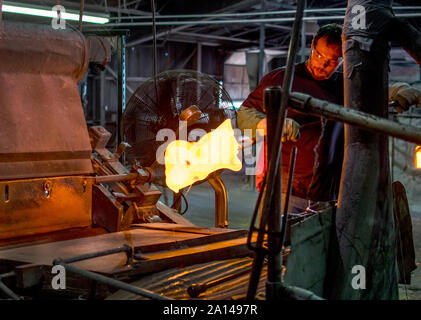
[197,42,202,73]
[197,42,202,104]
[300,1,307,63]
[258,0,265,81]
[100,71,106,128]
[0,0,3,25]
[79,0,85,32]
[92,78,97,123]
[117,35,127,146]
[265,87,283,300]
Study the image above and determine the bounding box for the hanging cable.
[151,0,158,78]
[78,0,85,32]
[150,0,159,106]
[180,191,189,215]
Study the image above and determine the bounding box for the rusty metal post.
[330,0,398,299]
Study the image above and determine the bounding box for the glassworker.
[237,23,421,213]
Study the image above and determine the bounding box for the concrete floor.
[160,170,421,300]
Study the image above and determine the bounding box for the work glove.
[257,117,301,142]
[389,82,421,113]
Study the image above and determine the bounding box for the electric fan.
[121,69,237,168]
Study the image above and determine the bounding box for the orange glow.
[165,119,242,192]
[416,146,421,169]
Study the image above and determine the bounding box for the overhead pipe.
[106,6,421,20]
[89,12,421,28]
[125,0,259,47]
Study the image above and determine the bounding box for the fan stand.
[172,171,228,229]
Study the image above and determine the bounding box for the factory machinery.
[1,0,421,301]
[0,21,272,300]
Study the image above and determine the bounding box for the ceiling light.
[2,2,109,24]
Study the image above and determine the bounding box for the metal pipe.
[0,271,19,300]
[258,0,265,82]
[265,87,283,300]
[54,245,133,265]
[94,171,152,185]
[107,6,421,20]
[174,31,257,44]
[125,0,259,47]
[188,266,254,298]
[0,280,20,300]
[54,259,172,300]
[208,174,228,228]
[288,91,421,145]
[86,12,421,28]
[117,35,127,146]
[58,0,150,16]
[78,0,85,32]
[300,1,307,63]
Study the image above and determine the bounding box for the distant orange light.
[165,119,242,193]
[416,146,421,169]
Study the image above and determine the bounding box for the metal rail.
[54,259,173,300]
[0,272,20,300]
[52,245,171,300]
[289,92,421,145]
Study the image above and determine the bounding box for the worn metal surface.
[106,257,267,300]
[55,259,173,300]
[0,22,92,180]
[0,176,92,239]
[92,184,124,232]
[284,204,334,297]
[0,224,250,275]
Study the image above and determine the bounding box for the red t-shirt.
[243,63,344,201]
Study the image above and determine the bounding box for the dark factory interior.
[0,0,421,304]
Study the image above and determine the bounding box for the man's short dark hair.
[313,23,342,47]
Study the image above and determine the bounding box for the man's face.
[307,36,342,81]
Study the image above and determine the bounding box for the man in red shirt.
[238,24,344,213]
[238,24,421,213]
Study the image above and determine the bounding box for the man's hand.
[257,117,300,142]
[389,82,421,113]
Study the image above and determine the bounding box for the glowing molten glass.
[416,146,421,169]
[165,119,242,193]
